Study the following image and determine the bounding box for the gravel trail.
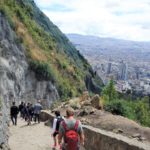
[9,118,54,150]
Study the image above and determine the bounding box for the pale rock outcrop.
[91,94,102,109]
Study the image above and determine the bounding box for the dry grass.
[14,17,48,61]
[67,66,75,75]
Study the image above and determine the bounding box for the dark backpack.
[62,120,79,150]
[56,117,64,131]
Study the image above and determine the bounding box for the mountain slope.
[67,34,150,64]
[0,0,102,100]
[67,34,150,53]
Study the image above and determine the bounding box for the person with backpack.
[34,100,42,123]
[10,102,19,125]
[52,111,64,149]
[58,108,85,150]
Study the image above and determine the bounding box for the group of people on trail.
[10,101,42,126]
[52,108,85,150]
[10,101,84,150]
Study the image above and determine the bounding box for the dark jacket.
[19,104,24,112]
[10,106,19,116]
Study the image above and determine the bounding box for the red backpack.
[62,120,79,150]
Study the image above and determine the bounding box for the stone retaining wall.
[83,126,149,150]
[0,97,9,150]
[40,111,150,150]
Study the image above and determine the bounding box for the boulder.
[91,94,102,109]
[78,106,97,116]
[81,100,91,107]
[80,91,90,102]
[78,110,88,117]
[70,103,81,110]
[113,128,124,134]
[80,118,90,125]
[138,136,146,141]
[132,133,141,138]
[66,98,81,110]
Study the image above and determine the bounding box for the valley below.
[67,34,150,96]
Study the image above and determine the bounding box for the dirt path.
[9,118,54,150]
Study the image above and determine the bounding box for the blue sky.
[34,0,150,41]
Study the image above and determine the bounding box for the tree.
[102,79,117,101]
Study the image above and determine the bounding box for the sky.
[34,0,150,41]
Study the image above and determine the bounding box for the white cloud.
[35,0,150,41]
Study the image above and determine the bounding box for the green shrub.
[134,100,150,126]
[15,8,25,22]
[57,82,72,100]
[104,100,126,116]
[102,79,117,101]
[29,60,56,82]
[0,5,16,30]
[103,97,150,127]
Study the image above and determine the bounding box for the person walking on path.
[27,103,34,125]
[26,103,31,125]
[58,108,85,150]
[52,111,64,149]
[21,103,26,119]
[29,103,34,122]
[19,102,24,118]
[10,102,19,125]
[34,100,42,123]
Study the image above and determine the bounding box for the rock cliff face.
[0,12,59,106]
[0,13,58,149]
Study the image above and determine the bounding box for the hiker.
[26,103,31,125]
[10,102,19,125]
[21,103,26,119]
[58,108,85,150]
[19,101,24,118]
[26,103,34,125]
[52,111,64,149]
[24,103,29,121]
[34,100,42,123]
[29,103,34,122]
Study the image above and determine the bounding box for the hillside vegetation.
[0,0,102,100]
[103,80,150,127]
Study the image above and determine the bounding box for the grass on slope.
[0,0,89,100]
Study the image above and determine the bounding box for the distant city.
[93,58,150,96]
[67,34,150,96]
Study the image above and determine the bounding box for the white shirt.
[52,118,57,133]
[52,116,65,133]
